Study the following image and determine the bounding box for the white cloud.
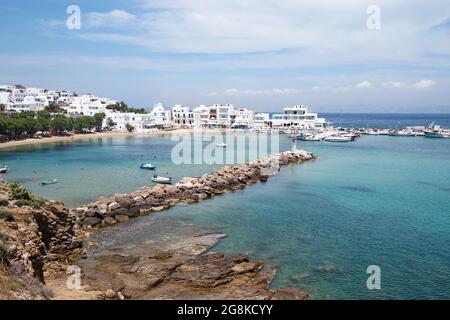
[413,79,436,90]
[205,88,304,96]
[382,79,436,90]
[85,10,137,28]
[355,81,373,88]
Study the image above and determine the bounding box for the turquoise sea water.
[1,133,450,299]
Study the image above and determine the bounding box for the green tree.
[107,117,116,130]
[44,102,66,114]
[93,113,105,131]
[51,114,69,135]
[125,123,135,133]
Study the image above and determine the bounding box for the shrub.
[0,199,9,207]
[14,199,30,207]
[0,209,14,221]
[8,182,32,201]
[31,198,46,209]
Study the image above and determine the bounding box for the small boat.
[324,135,352,143]
[41,179,58,186]
[297,133,321,141]
[216,143,227,148]
[0,166,8,174]
[140,163,156,170]
[151,175,173,185]
[423,122,450,138]
[424,130,450,139]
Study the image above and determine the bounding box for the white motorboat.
[324,135,352,143]
[151,175,173,184]
[215,143,227,148]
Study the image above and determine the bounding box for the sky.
[0,0,449,112]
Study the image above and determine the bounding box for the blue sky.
[0,0,449,112]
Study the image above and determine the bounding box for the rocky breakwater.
[75,150,315,228]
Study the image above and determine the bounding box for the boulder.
[115,195,132,208]
[82,217,102,227]
[102,217,117,225]
[108,202,120,211]
[115,215,129,222]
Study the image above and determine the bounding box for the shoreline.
[0,129,195,150]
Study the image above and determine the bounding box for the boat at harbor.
[41,179,58,186]
[324,135,352,143]
[424,123,450,139]
[297,133,322,141]
[152,175,173,184]
[0,166,8,174]
[140,163,156,170]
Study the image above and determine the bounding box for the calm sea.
[1,113,449,299]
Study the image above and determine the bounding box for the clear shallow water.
[1,129,450,299]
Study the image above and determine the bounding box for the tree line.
[0,111,106,140]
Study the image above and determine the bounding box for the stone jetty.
[74,150,315,228]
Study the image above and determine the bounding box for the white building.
[64,94,116,116]
[172,105,194,127]
[150,103,172,127]
[231,108,254,129]
[271,105,329,130]
[0,85,49,112]
[253,113,271,129]
[105,112,156,133]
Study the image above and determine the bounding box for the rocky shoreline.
[0,149,315,300]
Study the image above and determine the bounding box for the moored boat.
[0,166,8,174]
[151,175,173,184]
[41,179,58,186]
[140,163,156,170]
[424,123,450,139]
[215,143,227,148]
[297,133,322,141]
[424,130,450,139]
[324,135,352,143]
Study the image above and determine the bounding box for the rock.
[271,287,309,300]
[84,209,97,217]
[115,195,132,208]
[115,215,129,222]
[151,206,165,212]
[105,289,117,299]
[81,217,101,227]
[111,208,128,216]
[102,217,117,225]
[108,202,120,211]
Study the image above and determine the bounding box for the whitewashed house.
[231,108,254,129]
[271,105,329,130]
[64,95,116,116]
[172,105,194,127]
[150,103,172,127]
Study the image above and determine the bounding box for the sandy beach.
[0,128,255,150]
[0,129,196,150]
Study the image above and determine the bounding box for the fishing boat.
[424,123,450,139]
[41,179,58,186]
[424,130,450,139]
[324,135,352,143]
[140,163,156,170]
[215,143,227,148]
[0,166,8,174]
[151,175,173,185]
